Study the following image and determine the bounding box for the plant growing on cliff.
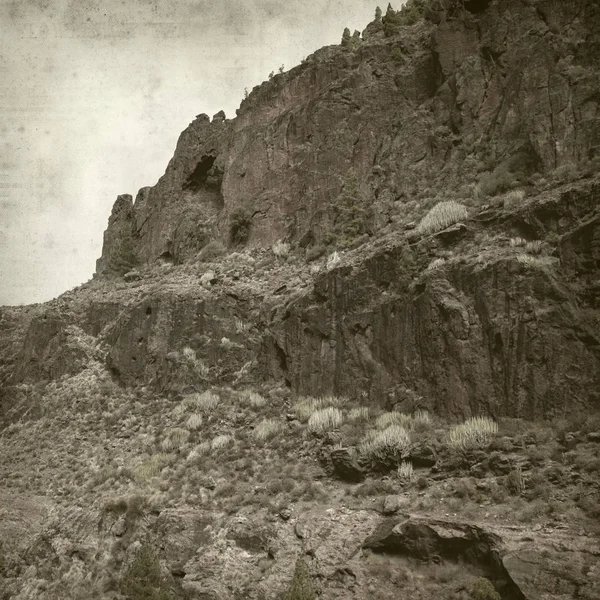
[229,208,252,245]
[119,544,173,600]
[359,424,411,465]
[308,407,344,434]
[417,200,468,235]
[469,577,501,600]
[448,417,498,451]
[284,557,316,600]
[253,418,284,441]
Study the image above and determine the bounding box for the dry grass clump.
[308,407,344,434]
[348,406,370,422]
[234,317,252,334]
[186,441,211,461]
[524,240,544,254]
[427,258,446,270]
[272,241,290,258]
[211,434,233,450]
[502,189,525,208]
[447,417,498,451]
[243,391,267,408]
[134,453,175,481]
[516,254,546,268]
[161,427,190,451]
[359,425,411,462]
[375,410,431,431]
[398,460,414,480]
[509,237,526,247]
[293,395,346,422]
[417,201,468,235]
[186,390,220,413]
[185,413,203,430]
[253,418,284,441]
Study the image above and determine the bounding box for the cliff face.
[96,0,600,268]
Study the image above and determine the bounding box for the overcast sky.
[0,0,389,306]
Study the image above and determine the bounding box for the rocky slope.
[1,1,600,599]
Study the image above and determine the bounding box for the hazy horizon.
[0,0,386,306]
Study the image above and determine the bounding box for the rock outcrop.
[95,0,600,269]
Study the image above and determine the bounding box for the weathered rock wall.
[95,0,600,273]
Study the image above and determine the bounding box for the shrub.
[293,396,346,422]
[382,1,427,36]
[417,201,468,235]
[284,557,316,600]
[272,241,290,258]
[509,237,526,247]
[119,544,173,600]
[427,258,446,270]
[211,434,233,450]
[506,467,525,496]
[447,417,498,451]
[243,391,267,408]
[187,391,220,413]
[516,254,546,268]
[185,413,203,430]
[375,410,431,431]
[308,407,344,434]
[348,406,370,422]
[398,460,414,480]
[230,208,252,245]
[134,454,175,481]
[359,425,411,464]
[469,577,501,600]
[198,240,226,262]
[253,418,284,441]
[502,189,525,208]
[525,240,544,254]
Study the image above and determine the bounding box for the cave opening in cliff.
[464,0,491,13]
[184,154,217,191]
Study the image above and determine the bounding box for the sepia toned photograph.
[1,1,599,598]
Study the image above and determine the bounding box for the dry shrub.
[417,201,468,235]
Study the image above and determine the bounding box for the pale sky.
[0,0,385,306]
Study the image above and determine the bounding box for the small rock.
[113,516,127,537]
[279,508,292,521]
[382,495,402,515]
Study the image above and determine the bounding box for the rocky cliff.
[1,1,600,599]
[26,0,600,420]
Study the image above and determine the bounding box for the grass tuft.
[417,201,468,235]
[447,417,498,451]
[308,407,343,434]
[253,418,284,441]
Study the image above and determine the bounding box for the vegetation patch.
[447,417,498,451]
[417,200,468,235]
